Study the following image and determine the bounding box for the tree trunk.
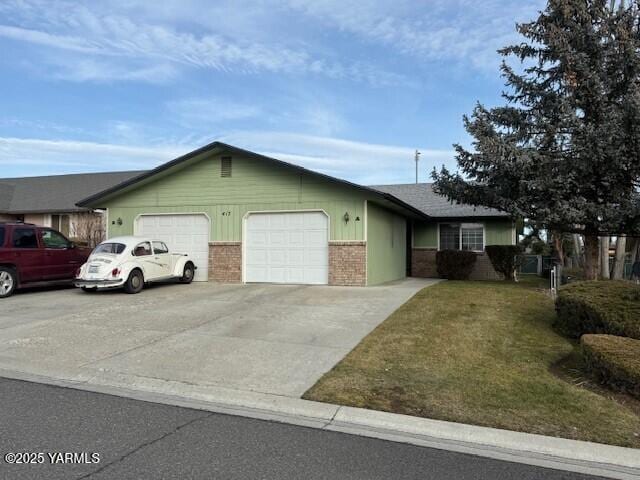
[611,235,627,280]
[572,234,583,268]
[600,236,610,280]
[552,231,565,266]
[583,234,599,280]
[630,237,639,266]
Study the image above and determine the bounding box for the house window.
[439,224,460,250]
[439,223,484,252]
[221,156,232,177]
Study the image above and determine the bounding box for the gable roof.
[370,183,510,218]
[76,141,430,219]
[0,171,145,214]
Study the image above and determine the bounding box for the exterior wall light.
[343,212,350,223]
[116,217,123,226]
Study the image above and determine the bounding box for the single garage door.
[245,211,328,285]
[135,214,209,281]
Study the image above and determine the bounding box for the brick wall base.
[209,242,242,283]
[412,248,438,278]
[329,241,366,286]
[411,248,502,280]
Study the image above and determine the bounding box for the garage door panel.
[269,249,287,265]
[304,230,327,246]
[269,267,287,283]
[304,267,327,284]
[288,267,304,283]
[288,250,304,265]
[246,212,328,285]
[246,266,267,282]
[136,214,209,281]
[269,231,287,246]
[247,231,267,246]
[305,249,327,266]
[246,248,267,264]
[288,231,304,246]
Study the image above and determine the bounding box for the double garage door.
[135,211,329,285]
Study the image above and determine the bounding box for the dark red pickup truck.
[0,222,91,298]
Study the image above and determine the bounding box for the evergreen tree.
[433,0,640,279]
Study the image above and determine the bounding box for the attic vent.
[221,156,232,177]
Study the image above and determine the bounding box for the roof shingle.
[370,183,510,218]
[0,171,145,214]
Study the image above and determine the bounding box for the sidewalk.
[1,367,638,480]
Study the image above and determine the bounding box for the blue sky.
[0,0,544,184]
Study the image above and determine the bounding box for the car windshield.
[93,243,126,255]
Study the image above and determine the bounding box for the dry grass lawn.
[303,278,640,448]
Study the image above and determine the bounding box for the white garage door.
[245,212,328,285]
[135,214,209,281]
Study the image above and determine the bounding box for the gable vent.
[220,156,232,177]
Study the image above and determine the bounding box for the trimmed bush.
[436,250,477,280]
[485,245,524,281]
[581,334,640,399]
[554,281,640,339]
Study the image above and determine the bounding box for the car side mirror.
[69,242,76,249]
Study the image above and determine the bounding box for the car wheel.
[124,270,144,294]
[180,262,195,284]
[81,286,97,293]
[0,267,17,299]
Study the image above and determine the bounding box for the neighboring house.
[371,183,516,280]
[78,142,517,285]
[0,171,143,244]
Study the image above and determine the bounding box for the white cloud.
[50,58,179,84]
[0,137,187,174]
[0,134,455,184]
[287,0,544,70]
[167,98,263,124]
[218,131,455,184]
[0,0,408,86]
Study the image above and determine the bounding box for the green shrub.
[485,245,524,281]
[436,250,477,280]
[554,281,640,339]
[581,334,640,399]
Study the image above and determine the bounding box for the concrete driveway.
[0,279,437,400]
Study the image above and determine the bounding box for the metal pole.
[415,150,421,184]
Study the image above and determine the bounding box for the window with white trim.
[439,223,484,252]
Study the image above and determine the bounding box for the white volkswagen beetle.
[74,236,196,294]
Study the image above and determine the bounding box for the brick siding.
[411,248,438,278]
[411,248,502,280]
[209,242,242,283]
[329,241,367,286]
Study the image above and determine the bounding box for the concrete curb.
[1,367,638,480]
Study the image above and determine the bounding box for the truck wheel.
[124,270,144,294]
[0,267,17,299]
[180,262,195,284]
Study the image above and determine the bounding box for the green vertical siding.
[103,153,367,241]
[413,223,438,248]
[413,219,515,248]
[366,202,407,285]
[485,220,515,245]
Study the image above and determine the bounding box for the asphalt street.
[0,377,607,480]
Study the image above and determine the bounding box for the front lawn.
[303,279,640,448]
